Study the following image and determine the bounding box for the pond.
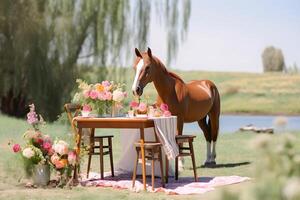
[183,115,300,134]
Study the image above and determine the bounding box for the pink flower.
[27,111,38,124]
[163,110,172,117]
[68,151,77,166]
[104,91,112,100]
[130,101,139,109]
[89,90,98,99]
[160,103,169,112]
[97,92,106,100]
[51,154,60,164]
[102,80,111,87]
[123,92,128,97]
[12,144,21,153]
[138,103,147,112]
[83,90,90,98]
[82,104,92,112]
[42,141,52,151]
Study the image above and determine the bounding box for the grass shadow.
[198,161,251,169]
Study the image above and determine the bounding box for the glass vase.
[32,163,50,186]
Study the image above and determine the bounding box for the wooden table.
[72,117,156,190]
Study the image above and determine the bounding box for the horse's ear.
[135,48,142,58]
[147,47,152,58]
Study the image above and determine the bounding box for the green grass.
[119,70,300,115]
[1,114,300,199]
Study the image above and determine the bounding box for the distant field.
[121,70,300,115]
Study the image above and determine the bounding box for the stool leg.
[165,155,169,183]
[175,156,179,180]
[158,148,165,187]
[189,141,198,182]
[151,149,155,191]
[99,138,104,179]
[108,137,114,177]
[132,148,139,188]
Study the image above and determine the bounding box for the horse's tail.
[209,84,220,141]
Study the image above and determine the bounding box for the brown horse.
[132,48,221,165]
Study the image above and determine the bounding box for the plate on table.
[135,114,148,118]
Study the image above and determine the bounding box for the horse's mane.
[154,56,185,83]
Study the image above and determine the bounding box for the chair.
[64,103,114,179]
[175,135,197,182]
[132,141,165,190]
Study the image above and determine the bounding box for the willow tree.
[0,0,191,121]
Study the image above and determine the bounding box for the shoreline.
[221,112,300,117]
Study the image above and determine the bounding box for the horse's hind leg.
[208,110,220,165]
[198,117,212,165]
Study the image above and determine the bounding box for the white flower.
[22,147,35,158]
[53,140,69,155]
[112,90,125,102]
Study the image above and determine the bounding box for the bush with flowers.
[11,104,77,187]
[73,79,127,116]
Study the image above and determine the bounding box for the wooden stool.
[132,142,165,190]
[175,135,197,182]
[86,132,114,179]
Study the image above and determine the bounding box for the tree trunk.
[0,89,27,118]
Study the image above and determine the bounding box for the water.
[183,115,300,134]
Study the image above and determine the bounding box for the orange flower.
[60,159,68,166]
[96,84,105,92]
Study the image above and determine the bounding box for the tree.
[0,0,191,121]
[262,46,286,72]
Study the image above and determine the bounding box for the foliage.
[0,0,191,121]
[219,134,300,200]
[262,46,286,72]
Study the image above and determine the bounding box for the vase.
[32,164,50,186]
[97,101,116,117]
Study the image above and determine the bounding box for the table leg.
[73,127,82,184]
[140,128,147,190]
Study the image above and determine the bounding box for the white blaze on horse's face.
[132,59,144,96]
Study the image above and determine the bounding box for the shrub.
[262,46,286,72]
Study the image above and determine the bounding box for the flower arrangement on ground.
[50,140,77,187]
[73,79,127,116]
[11,104,77,187]
[12,104,51,177]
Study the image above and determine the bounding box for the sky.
[148,0,300,72]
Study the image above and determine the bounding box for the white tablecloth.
[116,116,178,176]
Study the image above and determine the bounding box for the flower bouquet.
[73,79,127,117]
[12,104,52,186]
[11,104,77,187]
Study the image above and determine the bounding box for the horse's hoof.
[203,161,211,167]
[210,161,216,165]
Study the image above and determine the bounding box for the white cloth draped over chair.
[116,116,178,176]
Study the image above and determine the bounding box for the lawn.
[1,114,300,200]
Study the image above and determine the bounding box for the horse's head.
[132,47,155,96]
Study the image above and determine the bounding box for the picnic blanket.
[81,172,250,195]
